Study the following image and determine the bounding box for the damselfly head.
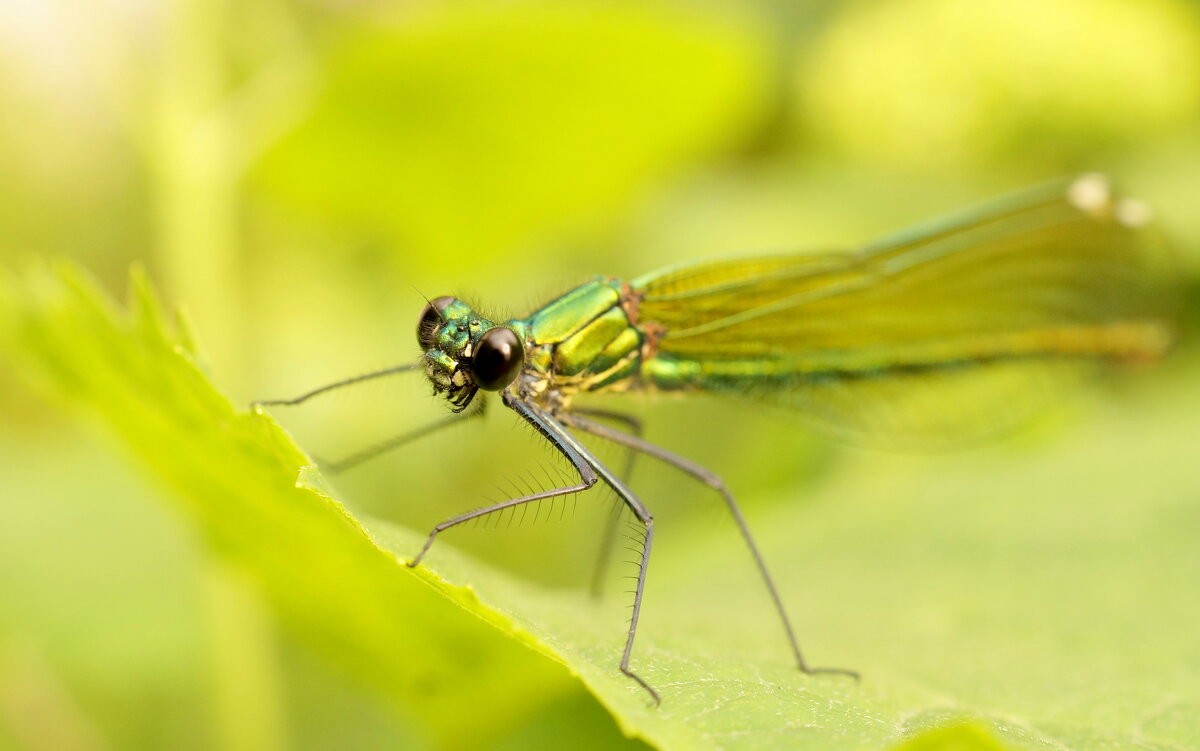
[416,296,525,411]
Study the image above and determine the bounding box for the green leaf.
[3,262,1198,750]
[893,723,1015,751]
[0,263,573,748]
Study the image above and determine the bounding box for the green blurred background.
[2,0,1198,749]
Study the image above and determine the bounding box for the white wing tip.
[1066,173,1152,227]
[1115,197,1153,228]
[1067,173,1114,216]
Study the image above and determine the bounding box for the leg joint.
[580,467,600,489]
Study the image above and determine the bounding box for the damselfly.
[258,174,1174,704]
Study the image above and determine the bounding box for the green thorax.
[513,278,647,402]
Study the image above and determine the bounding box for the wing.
[633,175,1176,449]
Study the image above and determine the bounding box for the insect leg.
[571,408,645,598]
[408,394,597,567]
[316,398,486,474]
[527,402,660,705]
[412,388,604,563]
[252,362,421,408]
[561,412,859,681]
[570,408,645,480]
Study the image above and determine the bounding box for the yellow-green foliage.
[1,0,1199,749]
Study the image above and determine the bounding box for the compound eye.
[472,327,523,391]
[417,296,456,350]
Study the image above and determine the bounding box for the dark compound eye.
[472,327,523,391]
[417,296,456,350]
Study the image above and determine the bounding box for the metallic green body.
[422,174,1170,448]
[392,174,1172,704]
[525,280,619,344]
[424,278,650,409]
[515,278,822,399]
[639,353,781,392]
[513,279,646,400]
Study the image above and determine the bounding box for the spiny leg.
[561,412,859,681]
[410,391,599,567]
[408,473,595,567]
[618,515,657,704]
[530,404,661,705]
[571,408,645,598]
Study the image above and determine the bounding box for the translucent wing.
[633,175,1175,449]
